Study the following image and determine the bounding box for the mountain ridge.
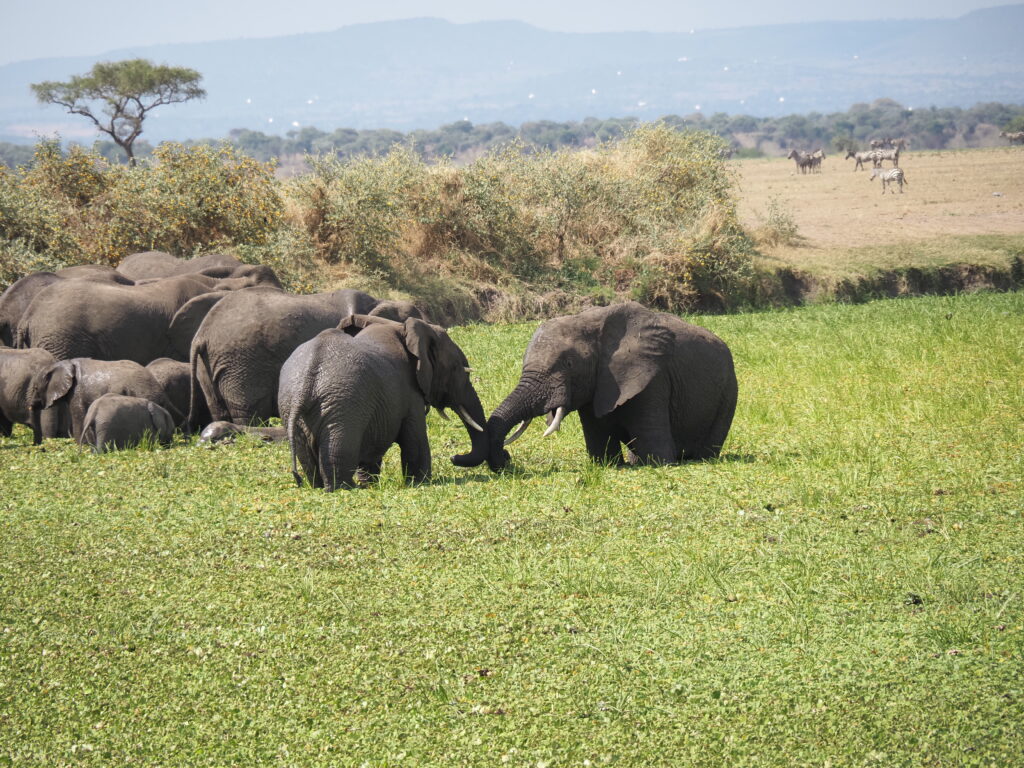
[2,7,1022,143]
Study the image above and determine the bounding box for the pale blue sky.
[0,0,1009,65]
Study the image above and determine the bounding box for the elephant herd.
[1,252,739,491]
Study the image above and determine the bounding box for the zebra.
[870,166,907,194]
[872,148,900,167]
[845,149,877,171]
[786,149,814,174]
[1001,131,1024,145]
[809,148,825,173]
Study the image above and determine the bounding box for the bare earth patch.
[735,147,1024,279]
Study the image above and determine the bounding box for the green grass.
[2,292,1023,766]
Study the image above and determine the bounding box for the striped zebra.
[872,148,900,167]
[870,166,907,194]
[786,149,814,174]
[809,148,825,173]
[845,149,877,171]
[1001,131,1024,145]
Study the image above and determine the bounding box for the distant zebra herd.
[1001,131,1024,145]
[786,148,825,174]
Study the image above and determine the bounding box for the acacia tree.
[32,59,205,165]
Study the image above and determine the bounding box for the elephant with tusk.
[468,301,738,471]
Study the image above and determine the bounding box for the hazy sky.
[0,0,1008,66]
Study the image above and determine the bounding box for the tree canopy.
[32,59,205,165]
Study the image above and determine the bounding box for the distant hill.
[2,6,1023,143]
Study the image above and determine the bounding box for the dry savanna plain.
[735,146,1024,288]
[0,146,1023,766]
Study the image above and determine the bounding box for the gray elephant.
[279,315,487,490]
[80,394,175,452]
[0,266,134,347]
[14,275,245,364]
[146,357,209,428]
[198,420,288,444]
[0,347,62,441]
[116,251,243,280]
[29,358,180,443]
[468,302,737,471]
[188,288,425,428]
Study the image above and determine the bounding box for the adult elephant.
[28,358,180,443]
[0,347,61,440]
[188,288,424,428]
[14,275,246,364]
[0,267,134,347]
[466,302,737,471]
[116,251,242,280]
[279,315,487,490]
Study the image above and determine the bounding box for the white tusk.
[542,406,566,437]
[464,366,473,373]
[503,419,533,446]
[436,407,450,421]
[458,406,485,432]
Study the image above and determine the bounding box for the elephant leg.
[0,412,12,438]
[318,428,359,491]
[614,382,679,465]
[397,416,431,485]
[578,408,624,465]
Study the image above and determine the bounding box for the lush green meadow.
[1,292,1022,766]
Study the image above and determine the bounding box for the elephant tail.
[13,321,29,349]
[186,340,207,437]
[286,412,303,488]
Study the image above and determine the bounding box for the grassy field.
[1,292,1023,765]
[736,147,1024,284]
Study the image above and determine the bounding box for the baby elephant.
[198,420,288,444]
[80,394,175,453]
[279,315,489,491]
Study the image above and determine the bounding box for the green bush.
[0,141,283,287]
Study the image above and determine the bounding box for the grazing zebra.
[845,149,877,171]
[870,166,907,194]
[786,149,814,174]
[1001,131,1024,145]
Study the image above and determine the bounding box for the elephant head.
[340,314,489,467]
[27,359,76,444]
[477,302,679,470]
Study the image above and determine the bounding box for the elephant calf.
[80,394,175,452]
[279,315,488,491]
[0,347,60,440]
[198,420,288,444]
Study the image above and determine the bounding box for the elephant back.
[191,290,365,425]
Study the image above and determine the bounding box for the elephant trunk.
[450,385,490,468]
[29,405,42,446]
[485,373,557,471]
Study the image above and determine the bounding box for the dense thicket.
[0,127,754,322]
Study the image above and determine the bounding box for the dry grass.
[735,147,1024,280]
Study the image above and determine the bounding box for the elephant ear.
[593,304,675,418]
[167,291,229,359]
[338,313,401,337]
[401,318,440,403]
[43,361,77,409]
